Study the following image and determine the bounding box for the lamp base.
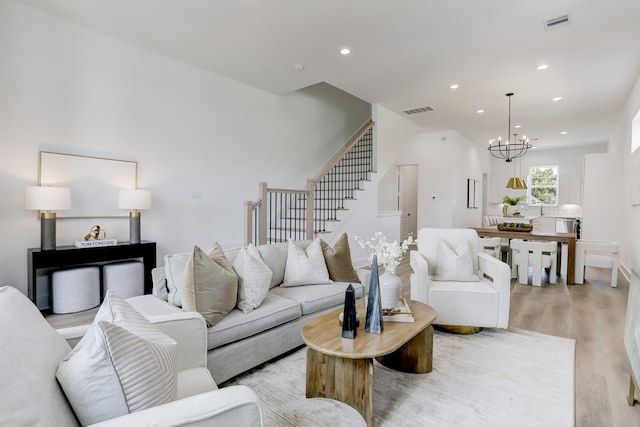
[129,212,141,244]
[41,212,56,251]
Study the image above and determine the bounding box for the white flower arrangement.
[355,232,415,275]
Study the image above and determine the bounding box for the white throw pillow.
[164,252,191,307]
[233,243,273,313]
[180,244,238,327]
[56,291,177,426]
[281,238,333,287]
[433,239,480,282]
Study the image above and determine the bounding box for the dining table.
[473,228,578,285]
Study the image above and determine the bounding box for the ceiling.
[18,0,640,149]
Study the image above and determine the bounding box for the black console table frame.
[27,241,156,309]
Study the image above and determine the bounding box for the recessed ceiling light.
[537,64,548,70]
[449,84,459,90]
[514,125,522,129]
[560,131,568,135]
[339,47,351,55]
[294,64,305,71]
[476,109,484,114]
[552,97,563,101]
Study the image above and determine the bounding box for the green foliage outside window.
[528,166,558,205]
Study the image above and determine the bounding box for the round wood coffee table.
[301,299,436,426]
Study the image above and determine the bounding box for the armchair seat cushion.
[428,279,501,326]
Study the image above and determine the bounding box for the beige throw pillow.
[320,233,360,283]
[433,239,480,282]
[56,291,177,426]
[282,238,332,287]
[181,244,238,327]
[233,243,273,313]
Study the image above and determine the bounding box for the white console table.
[625,268,640,405]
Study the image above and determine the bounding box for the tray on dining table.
[497,224,533,232]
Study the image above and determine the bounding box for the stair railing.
[244,119,374,246]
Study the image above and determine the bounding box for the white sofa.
[0,285,262,427]
[140,239,368,384]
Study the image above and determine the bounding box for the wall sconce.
[25,186,71,250]
[118,189,151,244]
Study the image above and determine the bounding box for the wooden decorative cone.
[365,255,383,334]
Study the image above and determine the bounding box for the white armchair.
[410,228,511,329]
[0,286,263,427]
[575,240,619,287]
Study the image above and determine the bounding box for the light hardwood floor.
[396,247,640,427]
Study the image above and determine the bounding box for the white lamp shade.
[118,189,151,210]
[25,186,71,211]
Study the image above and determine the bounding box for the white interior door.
[398,164,418,240]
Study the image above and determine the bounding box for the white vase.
[379,272,402,309]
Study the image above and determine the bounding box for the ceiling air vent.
[403,106,434,115]
[544,14,571,31]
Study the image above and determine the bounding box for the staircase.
[244,119,374,246]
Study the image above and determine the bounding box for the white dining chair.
[575,240,619,287]
[477,237,502,259]
[510,239,557,286]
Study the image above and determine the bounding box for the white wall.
[582,152,623,243]
[608,71,640,271]
[0,2,371,301]
[395,130,491,229]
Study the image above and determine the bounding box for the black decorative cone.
[365,255,383,334]
[341,284,357,339]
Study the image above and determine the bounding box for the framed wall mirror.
[39,151,137,218]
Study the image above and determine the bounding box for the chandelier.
[488,93,532,163]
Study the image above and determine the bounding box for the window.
[528,165,558,206]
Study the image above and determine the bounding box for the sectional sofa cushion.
[205,293,302,351]
[282,238,332,287]
[165,252,190,307]
[181,245,238,327]
[253,240,310,288]
[271,282,364,316]
[56,291,178,426]
[321,233,361,283]
[233,244,273,313]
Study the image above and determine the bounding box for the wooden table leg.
[306,347,374,426]
[566,238,576,285]
[376,325,433,373]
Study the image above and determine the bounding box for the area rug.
[227,328,575,426]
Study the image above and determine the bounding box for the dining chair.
[477,237,502,259]
[510,239,557,286]
[575,240,619,287]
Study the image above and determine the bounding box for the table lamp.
[118,189,151,244]
[25,186,71,250]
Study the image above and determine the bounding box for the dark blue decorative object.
[365,255,383,334]
[341,284,357,339]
